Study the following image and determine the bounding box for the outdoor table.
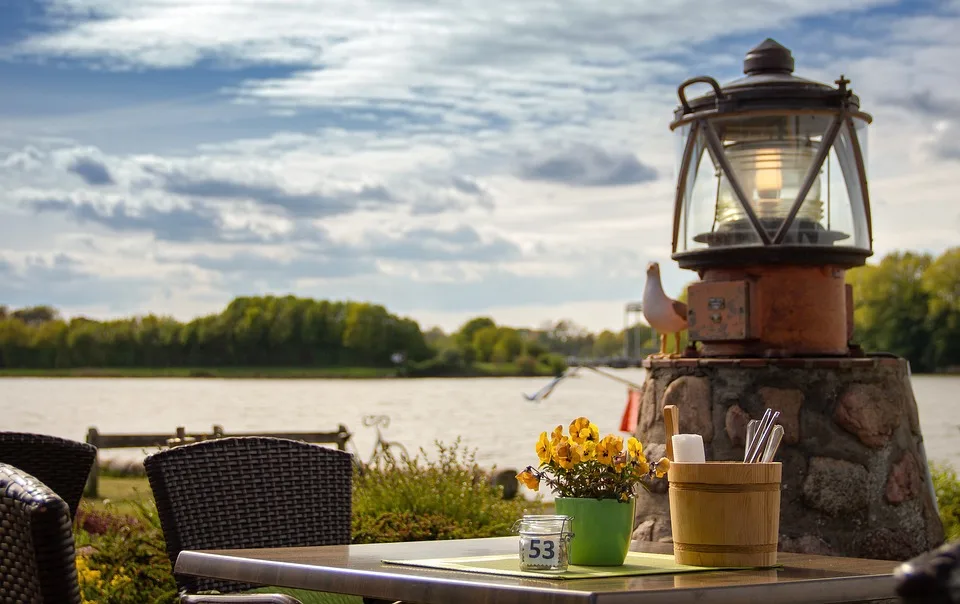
[175,536,899,604]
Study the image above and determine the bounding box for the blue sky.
[1,0,958,332]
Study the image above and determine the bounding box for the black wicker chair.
[895,539,960,604]
[0,462,82,604]
[145,437,355,604]
[0,432,97,519]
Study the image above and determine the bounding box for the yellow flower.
[637,458,650,475]
[550,425,564,445]
[654,457,670,478]
[569,417,599,443]
[596,435,623,466]
[581,440,597,461]
[517,469,540,491]
[555,438,582,470]
[585,422,600,442]
[627,437,646,463]
[536,431,553,464]
[570,440,586,463]
[613,453,627,471]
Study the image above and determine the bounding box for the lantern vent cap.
[743,38,795,75]
[671,38,867,123]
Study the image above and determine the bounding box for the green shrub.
[404,348,467,377]
[513,354,539,376]
[352,439,539,544]
[75,500,178,604]
[931,462,960,541]
[537,352,568,375]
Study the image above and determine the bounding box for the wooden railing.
[84,424,352,497]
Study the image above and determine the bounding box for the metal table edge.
[175,550,599,604]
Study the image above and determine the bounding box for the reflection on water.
[1,372,957,475]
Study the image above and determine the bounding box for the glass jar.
[513,514,573,572]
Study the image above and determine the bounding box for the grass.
[472,362,556,377]
[84,476,153,514]
[0,363,561,379]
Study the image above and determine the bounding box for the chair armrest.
[181,594,303,604]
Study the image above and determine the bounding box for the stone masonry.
[631,356,945,561]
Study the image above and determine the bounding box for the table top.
[175,537,899,604]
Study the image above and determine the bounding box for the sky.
[1,0,958,334]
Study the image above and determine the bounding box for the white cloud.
[1,0,959,331]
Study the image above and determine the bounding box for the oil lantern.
[670,38,872,356]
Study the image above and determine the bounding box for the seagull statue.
[642,261,689,358]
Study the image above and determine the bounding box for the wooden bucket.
[668,461,782,567]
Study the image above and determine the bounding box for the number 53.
[528,538,556,560]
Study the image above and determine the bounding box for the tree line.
[847,247,959,373]
[0,297,583,375]
[0,247,956,373]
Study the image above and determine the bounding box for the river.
[2,371,957,475]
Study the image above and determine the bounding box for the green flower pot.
[554,497,636,566]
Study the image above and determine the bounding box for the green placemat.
[383,551,745,580]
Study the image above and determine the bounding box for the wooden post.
[84,427,100,498]
[337,424,352,451]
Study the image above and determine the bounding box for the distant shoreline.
[0,363,563,379]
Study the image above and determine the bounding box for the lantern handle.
[677,76,723,113]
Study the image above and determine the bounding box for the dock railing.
[84,424,352,497]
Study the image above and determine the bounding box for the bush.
[538,352,568,376]
[404,348,467,377]
[931,462,960,541]
[352,439,539,544]
[75,501,178,604]
[513,354,539,376]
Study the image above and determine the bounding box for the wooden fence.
[84,424,352,497]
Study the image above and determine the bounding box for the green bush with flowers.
[74,501,177,604]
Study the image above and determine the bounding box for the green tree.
[342,303,391,365]
[921,247,960,370]
[0,318,30,368]
[848,251,933,370]
[471,325,500,362]
[491,328,523,363]
[456,317,496,352]
[593,330,623,358]
[12,305,59,325]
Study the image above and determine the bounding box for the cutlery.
[748,410,781,463]
[745,409,773,463]
[761,425,784,462]
[743,419,760,462]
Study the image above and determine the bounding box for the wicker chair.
[0,432,97,519]
[0,462,82,604]
[145,437,355,604]
[895,539,960,604]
